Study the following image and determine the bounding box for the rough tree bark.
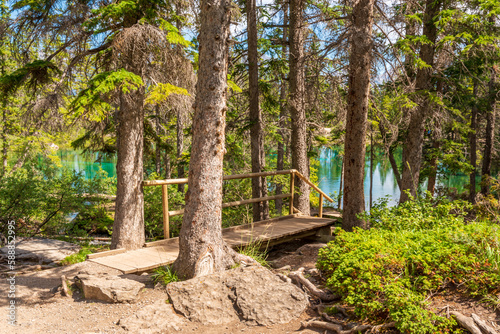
[469,81,478,203]
[275,0,289,216]
[155,105,162,175]
[1,102,7,176]
[176,107,185,192]
[481,69,497,195]
[172,0,239,279]
[427,80,444,197]
[289,0,310,215]
[399,0,440,203]
[342,0,374,231]
[111,87,146,250]
[248,0,269,221]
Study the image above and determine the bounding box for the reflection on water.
[57,150,117,179]
[317,147,474,209]
[58,148,475,209]
[317,147,400,209]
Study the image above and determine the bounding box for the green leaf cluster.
[317,198,500,333]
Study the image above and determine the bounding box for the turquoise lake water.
[59,148,473,208]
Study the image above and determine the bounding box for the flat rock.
[167,266,308,326]
[75,274,145,303]
[118,300,186,333]
[0,238,80,263]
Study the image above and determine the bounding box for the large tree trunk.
[111,88,145,250]
[342,0,374,231]
[275,0,289,216]
[427,80,444,197]
[1,102,7,176]
[172,0,235,279]
[469,81,478,203]
[176,107,185,192]
[248,0,269,222]
[155,105,162,175]
[289,0,310,215]
[481,70,497,195]
[399,0,440,203]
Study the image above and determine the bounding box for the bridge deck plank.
[88,215,337,274]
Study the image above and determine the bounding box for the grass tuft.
[151,265,179,285]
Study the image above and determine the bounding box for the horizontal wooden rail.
[143,169,294,187]
[168,193,291,217]
[294,170,334,202]
[144,168,334,239]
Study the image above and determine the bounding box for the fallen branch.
[289,267,339,302]
[450,311,482,334]
[471,313,498,334]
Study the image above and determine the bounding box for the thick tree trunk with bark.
[172,0,236,279]
[155,106,162,175]
[427,80,444,197]
[399,0,440,203]
[289,0,310,215]
[481,70,497,195]
[426,140,440,196]
[111,88,145,250]
[342,0,374,231]
[469,81,478,203]
[176,107,185,192]
[275,0,289,216]
[1,103,7,176]
[248,0,269,221]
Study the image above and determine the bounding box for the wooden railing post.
[319,193,324,218]
[289,171,295,215]
[161,184,170,239]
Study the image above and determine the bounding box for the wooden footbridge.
[87,170,341,274]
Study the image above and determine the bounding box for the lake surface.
[59,148,472,209]
[57,150,117,179]
[317,147,472,209]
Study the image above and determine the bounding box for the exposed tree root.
[301,320,372,334]
[301,319,395,334]
[471,313,498,334]
[227,245,260,267]
[289,267,339,302]
[450,311,482,334]
[60,275,70,297]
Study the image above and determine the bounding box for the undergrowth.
[151,265,179,285]
[60,246,100,265]
[236,238,270,268]
[317,196,500,334]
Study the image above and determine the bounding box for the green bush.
[359,193,472,231]
[317,198,500,334]
[0,159,115,238]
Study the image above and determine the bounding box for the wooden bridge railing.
[142,169,333,239]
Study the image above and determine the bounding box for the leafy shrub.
[0,159,114,238]
[317,222,500,333]
[359,193,472,231]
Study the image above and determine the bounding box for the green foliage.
[60,247,95,265]
[236,239,269,267]
[0,60,60,96]
[359,193,472,231]
[0,159,115,238]
[144,82,190,106]
[67,205,114,237]
[70,69,144,122]
[318,198,500,333]
[151,265,179,285]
